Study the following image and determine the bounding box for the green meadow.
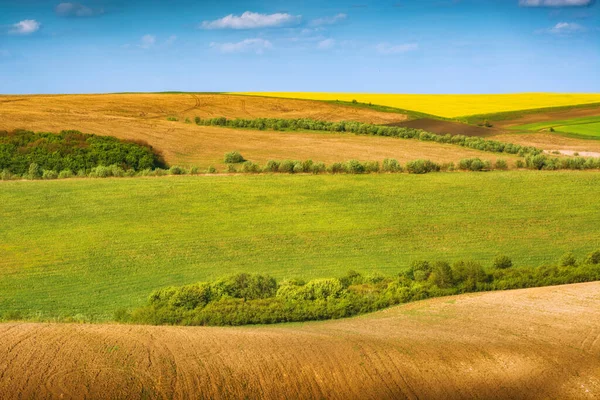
[513,116,600,139]
[1,172,599,321]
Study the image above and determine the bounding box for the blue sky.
[0,0,598,94]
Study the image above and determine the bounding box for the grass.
[511,116,600,139]
[234,93,600,119]
[1,171,599,321]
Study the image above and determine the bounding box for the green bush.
[166,116,178,122]
[560,252,577,267]
[585,250,600,265]
[382,158,402,172]
[311,162,326,174]
[495,159,508,170]
[189,166,200,175]
[263,160,280,173]
[406,160,440,174]
[227,164,237,173]
[169,166,186,175]
[224,151,245,164]
[206,166,217,174]
[241,161,260,173]
[278,160,295,174]
[493,255,513,269]
[42,170,58,180]
[459,158,488,171]
[128,252,600,327]
[345,160,365,174]
[58,169,74,179]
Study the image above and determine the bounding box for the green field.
[1,172,599,321]
[513,116,600,138]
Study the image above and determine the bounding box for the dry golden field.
[0,93,519,168]
[1,282,598,399]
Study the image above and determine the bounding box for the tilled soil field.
[1,282,599,399]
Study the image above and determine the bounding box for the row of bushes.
[193,117,543,157]
[119,250,600,326]
[0,157,511,181]
[521,154,600,170]
[0,130,166,175]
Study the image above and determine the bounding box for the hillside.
[0,93,519,168]
[1,172,599,320]
[1,282,598,399]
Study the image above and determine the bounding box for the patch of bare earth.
[389,118,501,137]
[1,282,599,399]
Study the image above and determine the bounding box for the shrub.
[166,116,178,122]
[515,160,525,169]
[1,169,14,180]
[429,261,454,288]
[292,162,304,174]
[301,278,344,300]
[189,166,200,175]
[206,166,217,174]
[410,261,431,282]
[585,250,600,265]
[382,158,402,172]
[560,252,577,267]
[58,169,73,179]
[495,159,508,170]
[211,273,278,300]
[241,161,260,173]
[458,158,487,171]
[28,163,41,179]
[406,160,440,174]
[311,162,326,174]
[493,255,513,269]
[194,116,201,124]
[227,164,237,173]
[185,118,191,124]
[328,162,346,174]
[345,160,365,174]
[263,160,280,173]
[278,160,295,173]
[363,161,380,173]
[169,166,186,175]
[452,260,487,290]
[224,151,245,164]
[42,170,58,180]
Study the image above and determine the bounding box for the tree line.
[117,251,600,326]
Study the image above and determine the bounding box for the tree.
[493,255,513,269]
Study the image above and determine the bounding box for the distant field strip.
[513,116,600,138]
[1,172,599,320]
[235,93,600,118]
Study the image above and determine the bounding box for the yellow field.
[236,92,600,118]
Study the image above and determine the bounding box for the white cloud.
[55,3,103,17]
[317,38,336,50]
[519,0,593,6]
[376,42,418,55]
[201,11,301,29]
[9,20,40,35]
[210,38,273,54]
[139,34,156,49]
[536,21,586,34]
[310,13,347,26]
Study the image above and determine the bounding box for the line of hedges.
[193,117,543,157]
[119,251,600,326]
[0,129,166,176]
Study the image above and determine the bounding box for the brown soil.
[390,118,501,137]
[496,105,600,128]
[0,94,515,168]
[1,282,599,399]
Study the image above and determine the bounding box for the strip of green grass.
[1,172,599,321]
[511,116,600,139]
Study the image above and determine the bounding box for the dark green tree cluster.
[194,117,543,157]
[0,129,166,176]
[523,154,600,170]
[120,250,600,326]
